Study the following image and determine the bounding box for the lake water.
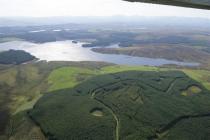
[29,30,46,33]
[0,40,199,66]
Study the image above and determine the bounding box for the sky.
[0,0,210,18]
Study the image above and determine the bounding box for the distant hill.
[0,50,36,64]
[0,16,210,27]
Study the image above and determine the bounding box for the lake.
[0,40,199,66]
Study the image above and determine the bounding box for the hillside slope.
[29,71,210,140]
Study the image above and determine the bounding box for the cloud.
[0,0,210,18]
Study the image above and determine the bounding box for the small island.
[72,40,78,44]
[0,49,36,65]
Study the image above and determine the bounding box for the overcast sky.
[0,0,210,18]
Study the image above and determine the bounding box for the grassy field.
[29,70,210,140]
[101,65,160,73]
[48,65,210,97]
[47,65,161,91]
[47,67,100,91]
[183,69,210,90]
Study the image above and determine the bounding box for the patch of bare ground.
[90,108,104,117]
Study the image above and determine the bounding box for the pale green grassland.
[0,68,18,86]
[183,69,210,90]
[0,65,47,115]
[181,86,202,96]
[47,65,162,92]
[47,65,210,93]
[101,65,160,73]
[47,67,100,91]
